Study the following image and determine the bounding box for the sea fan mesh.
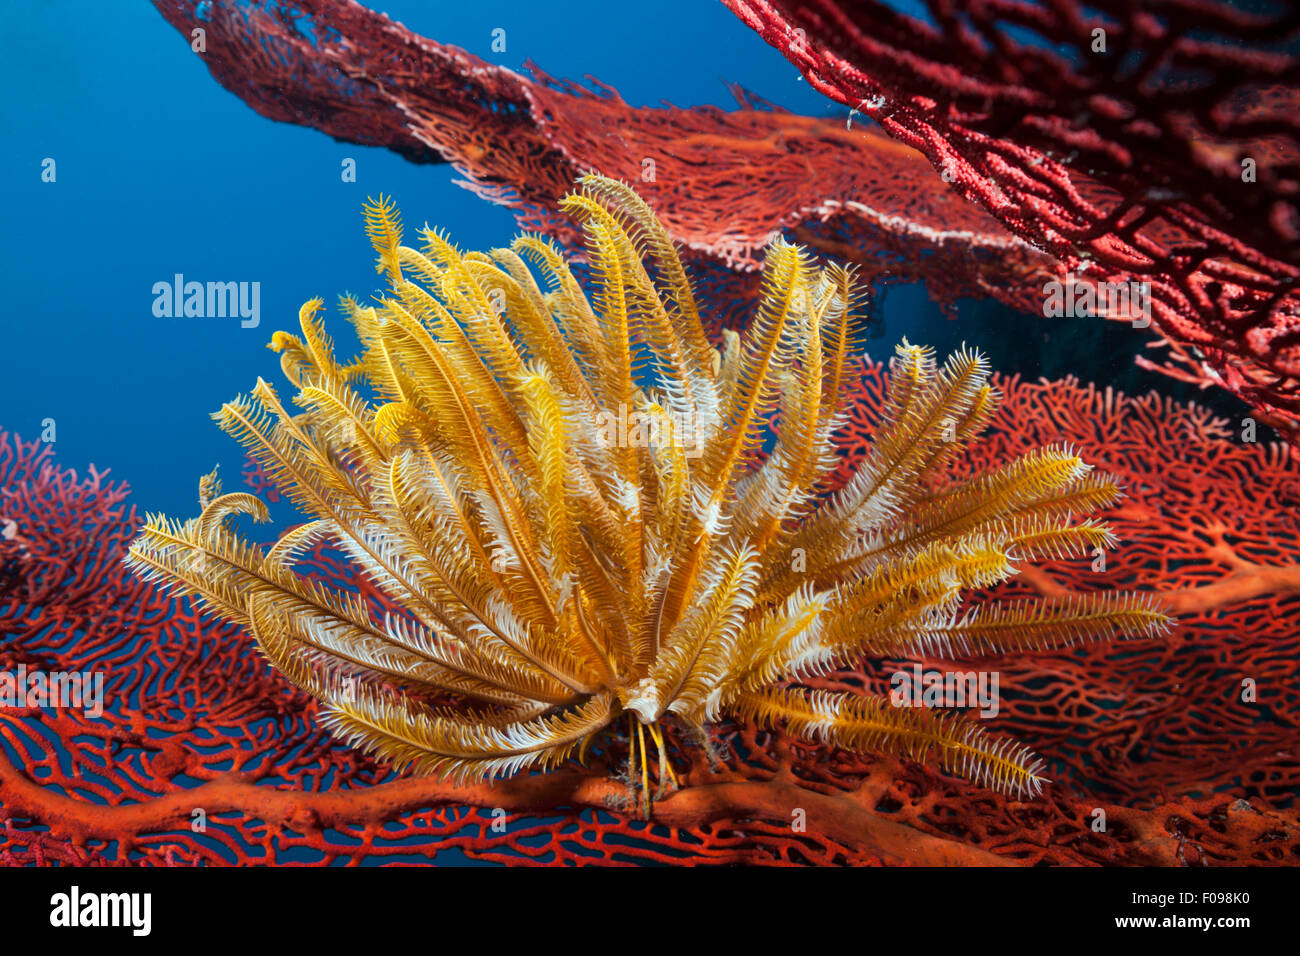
[4,354,1298,866]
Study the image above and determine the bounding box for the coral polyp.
[126,176,1171,804]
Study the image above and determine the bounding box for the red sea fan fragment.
[830,359,1300,816]
[724,0,1300,440]
[149,0,1056,327]
[241,450,279,504]
[0,431,139,616]
[153,0,1300,439]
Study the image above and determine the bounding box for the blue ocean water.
[0,0,1247,517]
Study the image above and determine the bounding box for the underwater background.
[1,0,1298,866]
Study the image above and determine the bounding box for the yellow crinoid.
[127,175,1172,805]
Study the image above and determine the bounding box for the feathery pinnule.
[128,174,1174,808]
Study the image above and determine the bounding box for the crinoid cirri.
[127,175,1172,811]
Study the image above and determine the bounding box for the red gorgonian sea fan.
[150,0,1059,332]
[155,0,1300,439]
[2,348,1299,865]
[724,0,1300,440]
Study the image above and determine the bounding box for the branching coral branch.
[150,0,1056,331]
[0,746,1014,866]
[3,725,1294,866]
[724,0,1300,439]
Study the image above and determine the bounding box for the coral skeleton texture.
[3,365,1297,864]
[725,0,1300,440]
[126,177,1171,806]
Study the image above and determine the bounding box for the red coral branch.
[724,0,1300,438]
[151,0,1058,330]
